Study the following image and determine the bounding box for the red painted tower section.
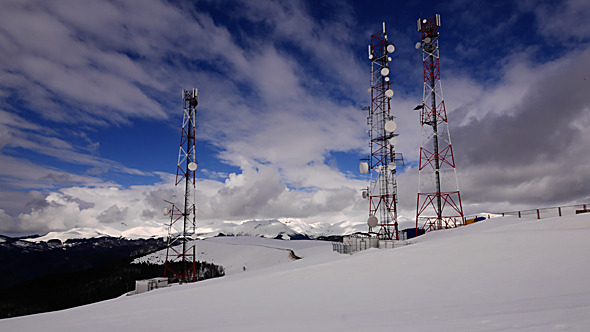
[361,23,403,241]
[164,89,198,283]
[415,15,464,231]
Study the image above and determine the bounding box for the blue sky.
[1,0,589,236]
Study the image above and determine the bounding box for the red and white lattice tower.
[415,15,464,231]
[360,23,403,241]
[164,88,199,283]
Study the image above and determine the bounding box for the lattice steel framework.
[362,23,404,241]
[415,15,464,231]
[164,88,198,283]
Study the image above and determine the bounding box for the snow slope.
[3,214,590,331]
[134,236,335,275]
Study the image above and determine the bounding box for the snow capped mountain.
[25,219,366,243]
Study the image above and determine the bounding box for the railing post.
[558,207,562,217]
[537,209,540,219]
[518,211,521,218]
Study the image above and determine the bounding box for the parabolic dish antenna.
[387,44,395,53]
[424,37,431,44]
[389,137,397,146]
[163,207,170,216]
[385,77,390,82]
[367,215,378,228]
[388,162,397,170]
[188,162,198,171]
[388,56,392,61]
[415,42,422,49]
[381,68,389,76]
[369,54,373,60]
[384,120,397,132]
[359,162,369,174]
[385,89,394,98]
[362,190,368,199]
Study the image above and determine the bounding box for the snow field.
[2,214,590,331]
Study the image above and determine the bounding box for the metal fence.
[498,203,590,220]
[331,239,410,254]
[332,242,353,254]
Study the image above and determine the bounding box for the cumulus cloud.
[1,0,589,236]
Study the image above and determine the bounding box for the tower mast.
[361,22,403,241]
[164,88,199,283]
[415,15,464,231]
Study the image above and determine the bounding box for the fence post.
[558,207,562,217]
[537,209,540,219]
[518,211,521,218]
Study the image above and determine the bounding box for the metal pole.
[429,53,442,227]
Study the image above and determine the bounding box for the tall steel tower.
[164,88,199,283]
[360,23,403,241]
[415,15,464,231]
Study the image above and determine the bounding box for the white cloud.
[1,0,590,237]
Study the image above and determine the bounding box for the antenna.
[415,14,464,232]
[164,88,200,283]
[361,22,404,241]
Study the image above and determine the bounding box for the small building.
[133,277,168,295]
[343,233,379,252]
[400,227,426,240]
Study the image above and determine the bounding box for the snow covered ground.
[134,236,335,275]
[2,214,590,331]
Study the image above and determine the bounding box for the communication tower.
[360,22,404,241]
[164,88,199,283]
[415,15,464,231]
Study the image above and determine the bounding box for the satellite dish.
[369,54,373,60]
[415,42,422,49]
[368,88,372,93]
[387,44,395,53]
[389,137,397,146]
[422,19,427,23]
[381,68,389,76]
[385,89,394,98]
[385,120,397,132]
[385,77,390,82]
[388,162,397,170]
[424,37,431,44]
[188,162,198,171]
[367,215,378,228]
[361,190,368,199]
[163,207,170,216]
[359,162,369,174]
